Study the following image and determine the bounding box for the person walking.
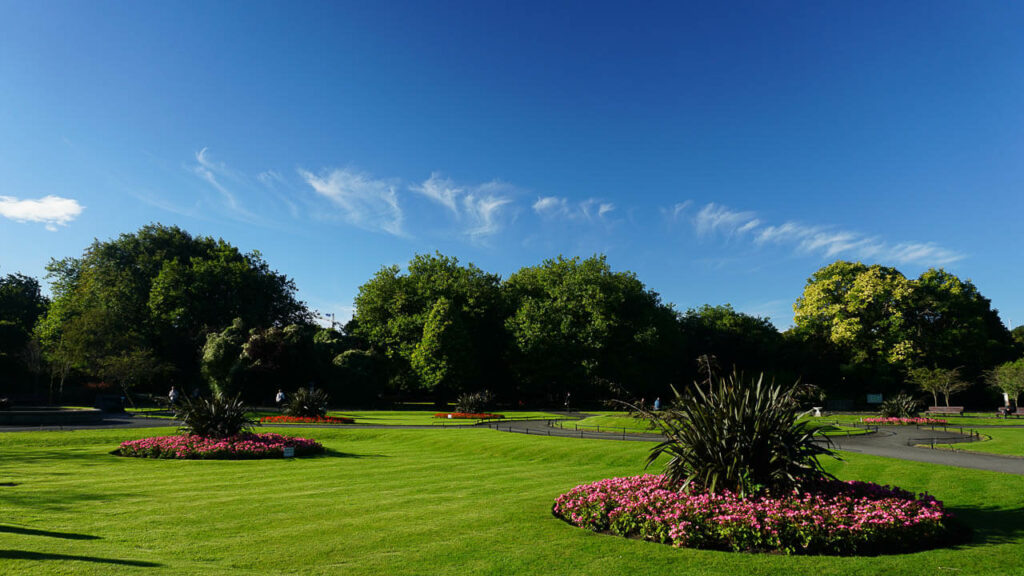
[168,386,179,406]
[275,389,286,412]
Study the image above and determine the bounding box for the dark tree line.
[1,224,1020,409]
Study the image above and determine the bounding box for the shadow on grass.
[107,448,387,459]
[948,505,1024,546]
[315,448,388,459]
[0,525,100,540]
[0,550,159,567]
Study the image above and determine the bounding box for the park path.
[4,411,1024,475]
[485,414,1024,476]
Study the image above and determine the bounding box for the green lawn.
[567,412,867,437]
[563,411,654,432]
[3,427,1024,575]
[939,427,1024,457]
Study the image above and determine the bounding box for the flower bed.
[433,412,504,419]
[118,433,324,459]
[862,417,948,425]
[260,415,355,424]
[553,474,956,555]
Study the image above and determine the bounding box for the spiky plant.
[175,394,254,438]
[285,387,330,418]
[455,390,495,413]
[636,373,836,496]
[879,393,922,418]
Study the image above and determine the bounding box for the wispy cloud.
[661,201,692,221]
[0,195,84,231]
[411,173,514,239]
[300,168,404,236]
[192,147,241,211]
[694,203,760,237]
[532,196,615,221]
[411,172,462,216]
[463,193,513,239]
[684,202,964,266]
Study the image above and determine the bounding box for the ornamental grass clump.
[286,387,330,418]
[175,394,254,438]
[635,372,836,496]
[879,393,923,419]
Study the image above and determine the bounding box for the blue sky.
[2,1,1022,328]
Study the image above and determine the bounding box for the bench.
[926,406,964,416]
[997,407,1023,418]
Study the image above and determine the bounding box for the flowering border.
[553,474,957,555]
[260,415,355,424]
[118,433,325,459]
[862,417,948,425]
[434,412,505,419]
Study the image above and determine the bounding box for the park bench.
[926,406,964,416]
[997,407,1023,418]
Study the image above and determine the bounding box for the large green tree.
[504,255,680,402]
[793,261,1014,401]
[351,253,505,400]
[36,224,309,394]
[678,304,784,381]
[0,272,49,395]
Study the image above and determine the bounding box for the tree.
[409,297,471,396]
[1011,326,1024,354]
[908,366,969,407]
[352,253,505,400]
[504,255,679,402]
[36,224,310,393]
[792,261,1015,401]
[98,348,168,406]
[0,272,49,394]
[793,261,915,368]
[678,304,783,380]
[989,359,1024,406]
[909,269,1016,376]
[200,318,247,397]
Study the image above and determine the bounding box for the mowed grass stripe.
[3,427,1024,575]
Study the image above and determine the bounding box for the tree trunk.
[931,391,938,406]
[943,391,950,407]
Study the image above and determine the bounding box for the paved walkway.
[486,415,1024,475]
[4,411,1024,475]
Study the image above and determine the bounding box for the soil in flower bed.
[118,433,325,459]
[433,412,505,419]
[260,415,355,424]
[553,474,964,555]
[862,417,948,425]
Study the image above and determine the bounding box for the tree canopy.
[36,224,310,395]
[351,253,506,400]
[792,261,1015,401]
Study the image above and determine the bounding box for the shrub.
[455,390,495,414]
[553,474,957,555]
[175,394,254,438]
[285,387,330,418]
[636,372,835,496]
[879,393,922,418]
